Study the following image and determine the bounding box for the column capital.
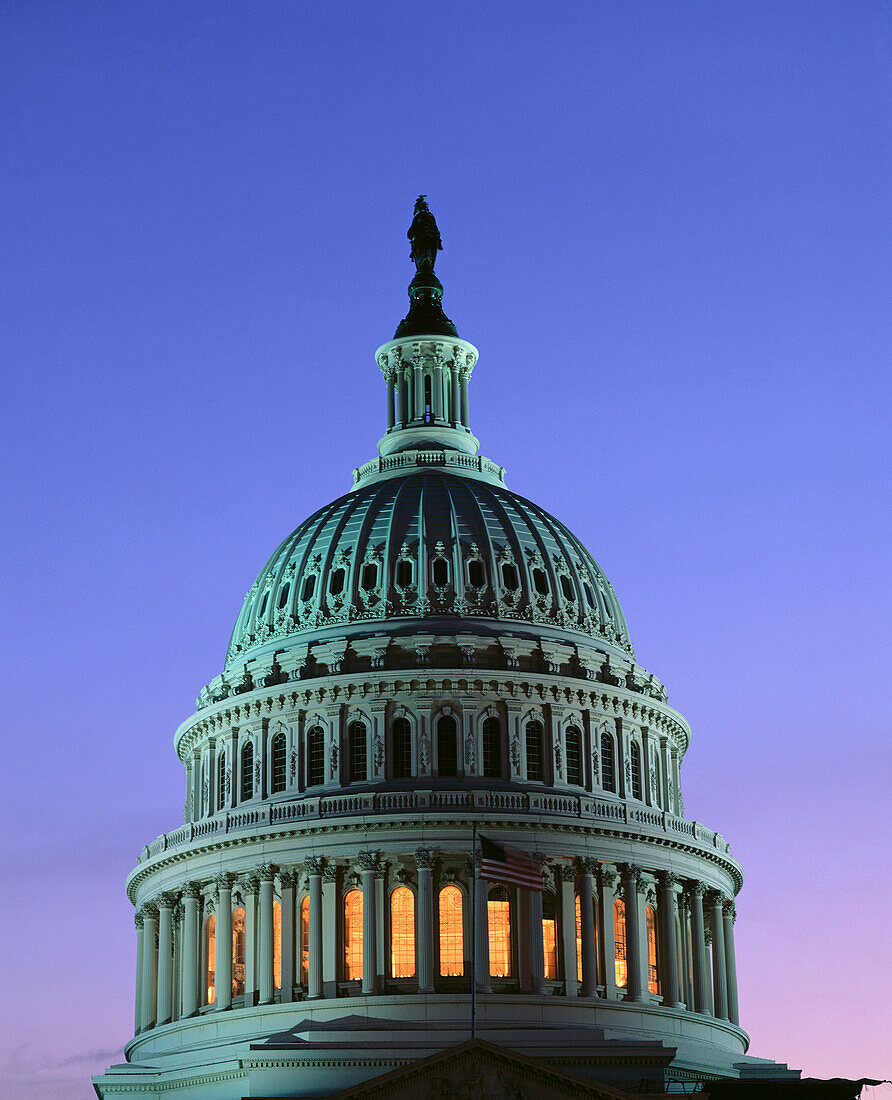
[303,856,326,877]
[414,847,437,869]
[598,864,618,890]
[357,850,382,873]
[142,901,159,920]
[214,872,237,891]
[578,856,599,876]
[157,891,178,911]
[256,863,278,882]
[558,863,577,882]
[619,862,641,887]
[242,873,260,896]
[705,889,726,909]
[278,869,297,889]
[182,881,202,900]
[322,863,339,883]
[658,870,680,889]
[723,899,737,921]
[686,878,707,898]
[134,909,145,930]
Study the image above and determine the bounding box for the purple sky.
[2,4,889,1096]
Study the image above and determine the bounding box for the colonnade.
[133,854,739,1037]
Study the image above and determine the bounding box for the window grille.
[205,916,216,1004]
[299,895,309,986]
[307,726,324,787]
[487,886,512,977]
[232,908,245,996]
[542,892,558,980]
[565,726,582,786]
[438,885,464,977]
[348,721,367,782]
[482,716,501,778]
[217,753,226,809]
[344,890,363,980]
[390,887,415,978]
[392,717,412,779]
[614,898,627,988]
[600,730,616,792]
[240,741,254,802]
[437,715,458,777]
[525,720,544,782]
[271,732,287,793]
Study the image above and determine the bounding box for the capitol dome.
[95,200,798,1099]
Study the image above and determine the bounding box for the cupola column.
[688,881,710,1013]
[156,892,176,1025]
[386,374,396,430]
[180,883,200,1017]
[358,852,380,994]
[133,910,145,1033]
[415,849,436,993]
[620,865,644,1003]
[723,900,740,1025]
[709,892,729,1020]
[304,858,325,998]
[658,873,683,1008]
[257,864,277,1004]
[578,859,598,997]
[214,874,235,1011]
[140,902,158,1029]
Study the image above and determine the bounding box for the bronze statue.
[407,194,442,273]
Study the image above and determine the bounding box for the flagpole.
[471,819,477,1041]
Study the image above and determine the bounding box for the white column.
[579,859,598,997]
[155,893,176,1025]
[621,865,644,1002]
[257,864,277,1004]
[214,875,234,1011]
[415,849,435,993]
[305,858,324,998]
[140,903,158,1029]
[358,852,379,994]
[709,892,729,1020]
[659,873,682,1008]
[279,870,296,1002]
[558,866,578,997]
[688,881,710,1013]
[723,900,740,1025]
[133,911,145,1033]
[180,884,200,1017]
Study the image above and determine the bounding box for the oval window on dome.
[258,591,269,617]
[361,563,378,590]
[560,575,575,601]
[301,575,316,602]
[583,582,595,607]
[277,582,290,610]
[468,560,485,588]
[329,568,345,596]
[432,558,449,587]
[532,568,549,596]
[395,559,413,588]
[501,562,519,590]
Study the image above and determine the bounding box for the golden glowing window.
[646,905,660,995]
[300,895,309,986]
[344,890,363,980]
[614,898,627,989]
[390,886,416,978]
[542,893,558,980]
[438,885,464,977]
[273,898,282,990]
[232,908,245,996]
[488,886,512,978]
[205,915,216,1004]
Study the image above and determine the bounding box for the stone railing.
[352,449,506,488]
[135,790,731,867]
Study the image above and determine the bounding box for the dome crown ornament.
[395,195,458,339]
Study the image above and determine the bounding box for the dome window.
[437,714,458,777]
[583,582,595,607]
[216,754,226,809]
[500,562,519,590]
[542,893,558,980]
[532,568,549,596]
[240,741,254,802]
[525,720,544,782]
[600,730,616,793]
[329,568,345,596]
[565,726,582,786]
[306,725,325,787]
[277,582,290,610]
[361,563,378,590]
[390,886,416,978]
[432,557,449,587]
[482,716,502,779]
[560,575,575,601]
[348,721,367,782]
[438,884,464,977]
[258,591,269,617]
[271,731,287,794]
[392,717,412,779]
[467,560,485,588]
[630,741,643,800]
[395,559,413,587]
[301,575,316,602]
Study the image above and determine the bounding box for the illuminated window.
[630,741,642,800]
[232,908,245,996]
[438,885,464,977]
[392,717,412,779]
[575,894,582,982]
[437,714,458,777]
[273,898,281,990]
[271,732,287,794]
[390,886,416,978]
[205,916,216,1004]
[348,721,367,783]
[299,895,309,986]
[216,753,226,809]
[600,730,616,793]
[344,890,363,980]
[488,886,512,978]
[482,716,501,778]
[396,559,413,588]
[240,741,254,802]
[542,893,558,980]
[525,721,544,782]
[307,725,325,787]
[614,898,627,989]
[646,905,660,995]
[565,726,582,786]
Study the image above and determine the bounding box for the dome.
[226,471,633,671]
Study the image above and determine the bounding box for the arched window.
[646,905,660,995]
[500,562,519,590]
[468,559,485,588]
[348,721,367,783]
[277,582,290,610]
[390,886,415,978]
[307,725,325,787]
[488,886,512,978]
[482,716,502,778]
[437,714,458,777]
[205,916,216,1004]
[565,726,582,786]
[542,892,558,980]
[532,568,549,596]
[630,741,642,800]
[361,562,378,590]
[614,898,627,989]
[301,574,316,601]
[560,574,575,601]
[232,908,245,996]
[299,895,310,987]
[273,898,282,990]
[344,890,363,980]
[216,752,226,810]
[395,559,413,588]
[525,720,544,782]
[329,567,345,596]
[392,717,412,779]
[438,885,464,977]
[271,732,287,794]
[240,741,254,802]
[600,730,616,793]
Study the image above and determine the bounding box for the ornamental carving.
[414,848,436,869]
[329,740,339,779]
[357,851,382,874]
[303,857,325,877]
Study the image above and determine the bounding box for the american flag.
[478,835,543,891]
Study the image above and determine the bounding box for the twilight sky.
[1,3,890,1096]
